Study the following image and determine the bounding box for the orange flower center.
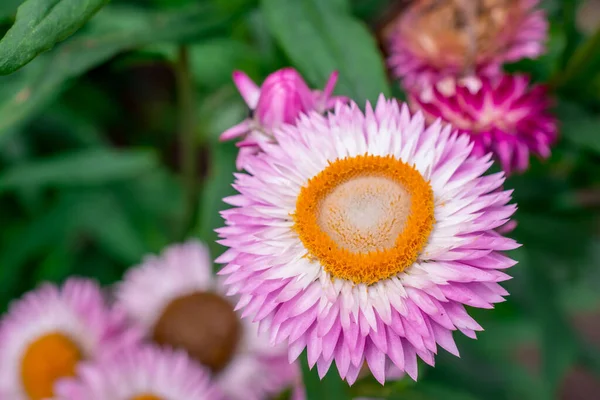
[293,155,435,285]
[21,332,82,400]
[400,0,523,71]
[152,292,241,373]
[131,395,163,400]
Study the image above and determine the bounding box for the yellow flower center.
[21,332,82,400]
[400,0,523,71]
[152,292,241,373]
[293,155,435,285]
[131,395,163,400]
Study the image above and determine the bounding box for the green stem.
[175,46,199,240]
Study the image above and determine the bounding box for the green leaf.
[34,241,76,283]
[76,191,149,264]
[0,195,77,309]
[300,353,351,400]
[262,0,390,104]
[113,171,184,250]
[33,103,107,147]
[0,148,159,192]
[0,3,238,136]
[555,100,600,154]
[0,0,110,75]
[189,38,262,90]
[518,249,579,395]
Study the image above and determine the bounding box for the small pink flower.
[115,240,301,400]
[0,278,140,400]
[221,68,347,169]
[55,345,225,400]
[388,0,548,91]
[411,74,557,174]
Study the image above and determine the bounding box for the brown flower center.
[152,292,241,373]
[130,395,163,400]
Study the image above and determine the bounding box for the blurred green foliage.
[0,0,599,399]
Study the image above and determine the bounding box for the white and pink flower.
[217,95,519,384]
[55,345,224,400]
[115,240,301,400]
[0,278,140,400]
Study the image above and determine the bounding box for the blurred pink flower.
[115,240,301,400]
[55,345,224,399]
[221,67,347,169]
[388,0,547,91]
[0,278,140,400]
[411,74,557,174]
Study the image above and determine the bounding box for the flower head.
[217,96,519,384]
[55,345,224,400]
[221,67,347,169]
[411,74,557,174]
[388,0,547,90]
[0,278,139,400]
[115,240,300,400]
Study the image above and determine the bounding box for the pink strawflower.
[221,67,347,169]
[411,74,557,174]
[217,96,519,384]
[388,0,547,90]
[0,278,140,400]
[115,240,301,400]
[54,345,224,399]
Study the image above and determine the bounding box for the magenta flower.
[220,67,347,169]
[388,0,547,91]
[216,96,519,384]
[0,278,140,400]
[55,345,224,399]
[411,74,557,174]
[115,240,301,400]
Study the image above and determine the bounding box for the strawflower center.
[294,155,435,285]
[131,395,163,400]
[21,332,82,400]
[400,0,521,70]
[152,292,241,373]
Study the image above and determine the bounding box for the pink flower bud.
[255,68,314,129]
[221,68,347,170]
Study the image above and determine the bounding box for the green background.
[0,0,599,399]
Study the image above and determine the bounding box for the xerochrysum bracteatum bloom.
[410,74,557,174]
[217,96,519,384]
[388,0,547,90]
[115,241,301,400]
[0,279,139,400]
[220,67,347,169]
[55,345,225,400]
